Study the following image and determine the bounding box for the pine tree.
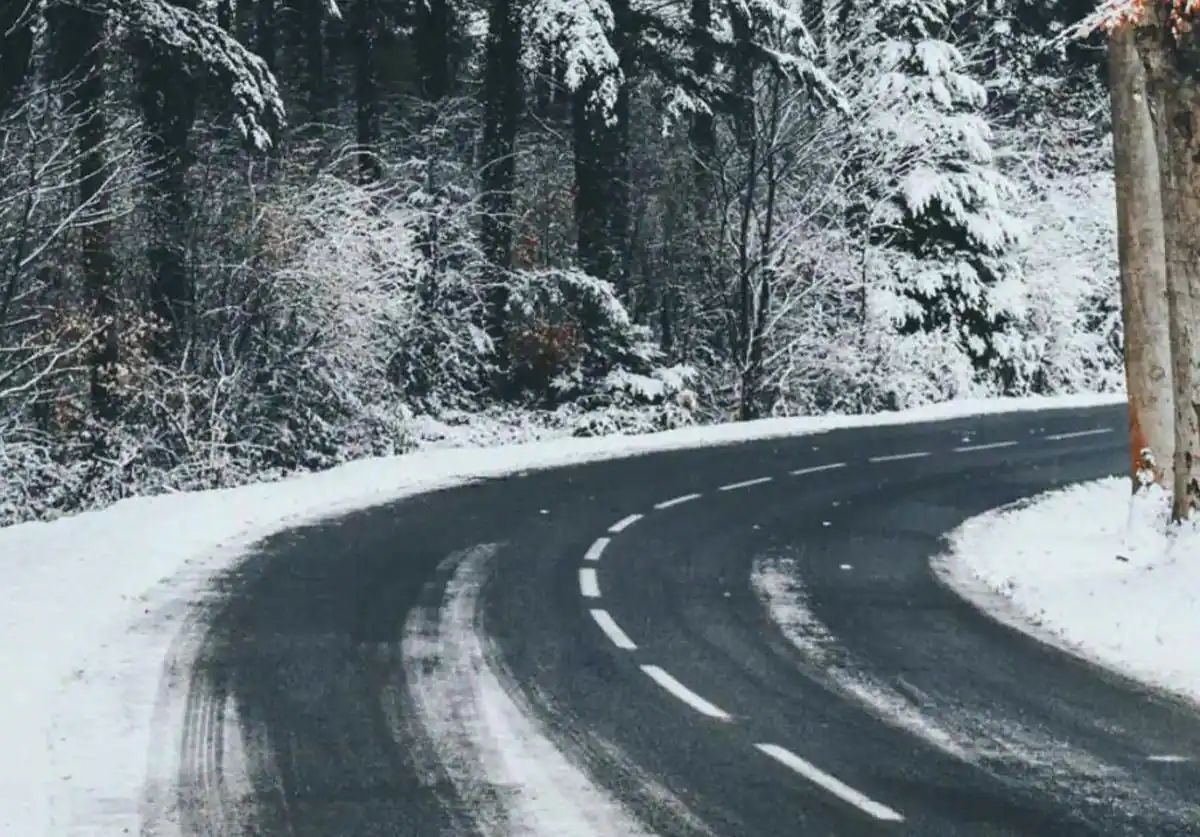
[858,0,1025,383]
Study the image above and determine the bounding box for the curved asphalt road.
[173,404,1200,835]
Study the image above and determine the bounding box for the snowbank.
[0,392,1120,834]
[940,477,1200,707]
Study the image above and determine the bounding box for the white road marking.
[868,451,931,463]
[609,513,643,533]
[754,743,905,823]
[579,568,601,599]
[654,493,702,509]
[790,462,847,476]
[1147,754,1191,763]
[402,545,656,836]
[640,665,731,720]
[589,609,638,650]
[953,440,1018,453]
[1045,427,1114,441]
[718,476,774,492]
[583,537,610,563]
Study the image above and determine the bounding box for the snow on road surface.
[0,392,1120,834]
[940,476,1200,707]
[402,545,660,837]
[751,552,1186,819]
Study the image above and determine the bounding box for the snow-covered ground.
[941,477,1200,707]
[0,392,1119,834]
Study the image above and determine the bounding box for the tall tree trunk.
[302,0,328,123]
[480,0,522,337]
[256,0,278,71]
[1136,13,1200,520]
[0,0,34,115]
[572,0,633,292]
[414,0,453,103]
[572,78,630,290]
[679,0,716,358]
[136,26,198,357]
[50,2,120,421]
[1108,27,1173,490]
[353,0,381,182]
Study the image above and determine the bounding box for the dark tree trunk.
[571,1,632,292]
[480,0,522,336]
[136,33,198,357]
[256,0,278,71]
[353,0,382,182]
[689,0,716,194]
[302,0,328,123]
[414,0,453,102]
[0,0,34,115]
[571,84,630,289]
[49,2,120,421]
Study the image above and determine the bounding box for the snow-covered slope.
[940,477,1200,706]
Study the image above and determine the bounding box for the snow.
[403,545,657,836]
[0,391,1120,834]
[940,477,1200,707]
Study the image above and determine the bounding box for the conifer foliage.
[0,0,1121,522]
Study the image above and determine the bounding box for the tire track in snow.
[401,544,668,837]
[753,553,1200,830]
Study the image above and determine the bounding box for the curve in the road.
[168,404,1200,836]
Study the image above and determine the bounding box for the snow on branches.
[108,0,285,149]
[524,0,622,113]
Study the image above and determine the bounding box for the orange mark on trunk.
[1128,401,1148,484]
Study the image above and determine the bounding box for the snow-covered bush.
[504,268,662,400]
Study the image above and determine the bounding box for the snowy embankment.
[0,392,1119,834]
[940,477,1200,707]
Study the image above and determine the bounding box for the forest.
[0,0,1122,524]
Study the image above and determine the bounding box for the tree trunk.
[256,0,278,71]
[50,2,120,421]
[1108,27,1173,490]
[302,0,328,123]
[353,0,381,183]
[415,0,453,103]
[0,0,34,115]
[572,76,630,290]
[1136,13,1200,520]
[480,0,522,337]
[136,32,198,357]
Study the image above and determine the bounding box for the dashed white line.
[579,567,601,598]
[953,440,1018,453]
[718,476,774,492]
[868,451,931,463]
[754,743,905,822]
[790,462,847,476]
[640,665,731,720]
[583,537,610,563]
[1147,754,1191,763]
[1045,427,1114,441]
[655,493,703,510]
[589,609,638,650]
[609,513,643,533]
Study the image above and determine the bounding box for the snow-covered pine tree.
[857,0,1025,386]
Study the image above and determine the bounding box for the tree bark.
[414,0,454,103]
[136,22,198,357]
[1108,27,1173,490]
[353,0,381,183]
[0,0,34,115]
[1136,12,1200,520]
[50,2,120,421]
[480,0,522,336]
